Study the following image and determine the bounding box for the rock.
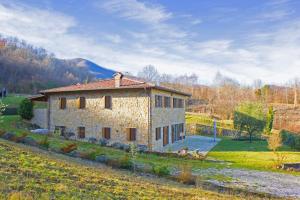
[67,150,81,158]
[111,142,123,149]
[64,132,75,139]
[178,149,188,156]
[21,137,39,147]
[137,144,148,152]
[30,129,49,135]
[121,144,130,151]
[1,132,16,140]
[88,137,97,144]
[99,138,108,146]
[95,155,108,163]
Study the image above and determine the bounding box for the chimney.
[113,72,123,88]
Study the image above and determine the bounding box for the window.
[102,127,111,140]
[155,127,161,140]
[155,95,163,107]
[55,126,66,136]
[164,96,171,108]
[59,97,66,109]
[173,98,184,108]
[105,96,112,109]
[127,128,137,141]
[78,127,85,139]
[78,97,86,109]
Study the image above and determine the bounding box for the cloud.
[0,1,299,85]
[97,0,172,25]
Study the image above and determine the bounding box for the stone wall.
[150,89,187,151]
[31,108,48,128]
[49,89,150,146]
[273,104,300,134]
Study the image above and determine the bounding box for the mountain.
[66,58,115,79]
[0,36,115,94]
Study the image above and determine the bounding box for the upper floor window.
[105,96,112,109]
[78,127,85,139]
[173,98,184,108]
[127,128,137,141]
[164,96,171,108]
[59,97,66,109]
[155,127,161,140]
[155,95,163,107]
[78,97,86,109]
[102,127,111,140]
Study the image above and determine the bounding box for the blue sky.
[0,0,300,84]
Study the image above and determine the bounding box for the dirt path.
[194,168,300,199]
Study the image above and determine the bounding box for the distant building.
[30,72,190,151]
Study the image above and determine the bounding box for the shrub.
[14,132,29,143]
[119,155,133,170]
[99,138,108,146]
[18,99,33,120]
[281,131,300,150]
[0,129,5,136]
[152,165,170,176]
[61,143,77,153]
[177,164,195,184]
[79,151,97,160]
[88,137,97,144]
[39,135,50,149]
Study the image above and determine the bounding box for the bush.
[177,164,195,185]
[18,99,33,120]
[152,165,170,176]
[14,132,29,143]
[99,138,108,146]
[88,137,97,144]
[61,143,77,153]
[281,131,300,150]
[119,155,133,170]
[78,151,97,160]
[39,135,50,149]
[0,129,5,136]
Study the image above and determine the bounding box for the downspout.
[47,95,51,130]
[147,88,152,151]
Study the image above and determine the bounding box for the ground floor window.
[127,128,137,141]
[163,126,169,146]
[78,127,85,139]
[171,123,184,143]
[55,126,66,136]
[102,127,111,140]
[155,127,161,140]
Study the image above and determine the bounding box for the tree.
[264,106,274,135]
[234,102,266,142]
[267,129,287,168]
[137,65,160,82]
[18,99,33,120]
[0,100,7,123]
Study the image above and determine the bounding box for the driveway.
[163,135,221,155]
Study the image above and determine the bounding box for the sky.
[0,0,300,85]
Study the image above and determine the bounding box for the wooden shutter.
[105,96,112,109]
[156,127,161,140]
[60,97,66,109]
[127,128,136,141]
[102,127,111,139]
[78,127,85,139]
[79,97,86,109]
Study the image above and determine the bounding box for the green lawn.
[208,137,300,172]
[185,113,233,130]
[0,94,26,107]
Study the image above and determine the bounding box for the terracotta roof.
[40,75,191,96]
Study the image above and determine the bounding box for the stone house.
[30,72,190,151]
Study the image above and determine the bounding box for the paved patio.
[162,135,221,155]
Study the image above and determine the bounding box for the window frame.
[78,127,85,139]
[155,127,161,140]
[127,128,137,141]
[102,127,111,140]
[78,96,86,109]
[155,95,163,108]
[164,96,171,108]
[59,97,66,109]
[105,96,112,109]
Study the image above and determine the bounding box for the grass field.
[1,139,254,200]
[1,115,300,175]
[0,94,26,107]
[208,137,300,172]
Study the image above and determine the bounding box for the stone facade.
[31,108,48,128]
[33,87,188,151]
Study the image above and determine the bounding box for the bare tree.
[137,65,160,82]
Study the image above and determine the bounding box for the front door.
[163,126,169,146]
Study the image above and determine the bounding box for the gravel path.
[194,168,300,198]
